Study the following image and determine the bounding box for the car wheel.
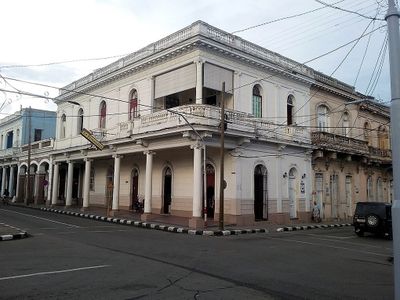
[366,214,379,227]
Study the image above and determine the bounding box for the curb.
[38,207,271,236]
[0,223,29,242]
[276,223,352,232]
[8,204,352,236]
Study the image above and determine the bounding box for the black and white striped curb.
[276,223,352,232]
[0,223,29,241]
[37,207,272,236]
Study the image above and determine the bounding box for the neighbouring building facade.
[0,108,56,202]
[9,21,392,226]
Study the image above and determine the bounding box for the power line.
[231,0,345,34]
[314,0,385,20]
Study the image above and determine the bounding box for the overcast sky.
[0,0,392,118]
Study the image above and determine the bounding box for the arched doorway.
[18,166,27,202]
[206,164,215,218]
[131,168,139,210]
[288,167,297,218]
[163,167,172,214]
[254,164,268,220]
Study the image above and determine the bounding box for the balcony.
[111,105,310,145]
[311,131,369,154]
[21,139,54,153]
[368,146,392,162]
[0,147,21,160]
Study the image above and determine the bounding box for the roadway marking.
[0,265,111,281]
[305,234,393,250]
[0,209,81,228]
[272,237,392,257]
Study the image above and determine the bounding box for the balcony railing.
[21,139,54,152]
[0,147,21,158]
[110,105,310,144]
[311,131,369,154]
[369,146,392,159]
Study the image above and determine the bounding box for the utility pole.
[219,82,225,231]
[386,0,400,298]
[24,106,32,205]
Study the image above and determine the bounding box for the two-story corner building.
[48,20,315,227]
[0,108,56,202]
[310,75,392,220]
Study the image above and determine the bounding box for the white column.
[112,155,121,211]
[8,166,15,197]
[66,161,74,206]
[192,144,202,217]
[195,59,203,104]
[15,165,21,200]
[47,160,53,204]
[83,159,91,209]
[304,155,312,212]
[51,163,59,205]
[276,155,283,213]
[144,151,154,214]
[1,167,7,196]
[34,171,40,198]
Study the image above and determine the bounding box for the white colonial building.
[46,21,315,227]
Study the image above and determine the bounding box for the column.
[304,155,312,212]
[51,163,59,205]
[233,71,241,110]
[15,165,21,200]
[33,171,40,204]
[8,166,15,197]
[276,155,283,213]
[82,159,91,209]
[1,167,7,196]
[66,161,74,207]
[195,59,203,104]
[112,155,121,211]
[144,151,154,214]
[47,160,53,204]
[192,144,202,217]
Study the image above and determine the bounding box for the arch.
[317,104,330,132]
[129,89,139,120]
[254,164,268,220]
[288,167,298,218]
[77,108,84,134]
[252,85,262,118]
[378,125,389,149]
[99,100,107,129]
[162,166,173,214]
[287,94,295,125]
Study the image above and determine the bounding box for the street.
[0,206,394,300]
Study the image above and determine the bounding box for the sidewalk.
[10,203,352,236]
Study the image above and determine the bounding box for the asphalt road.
[0,206,394,300]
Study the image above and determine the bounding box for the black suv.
[353,202,392,239]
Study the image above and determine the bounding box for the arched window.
[99,100,106,129]
[364,122,371,145]
[60,114,66,139]
[317,105,329,132]
[129,89,138,120]
[287,95,295,125]
[77,108,84,135]
[342,112,350,137]
[252,85,262,118]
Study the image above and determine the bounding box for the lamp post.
[385,0,400,298]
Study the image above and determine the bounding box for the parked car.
[353,202,392,239]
